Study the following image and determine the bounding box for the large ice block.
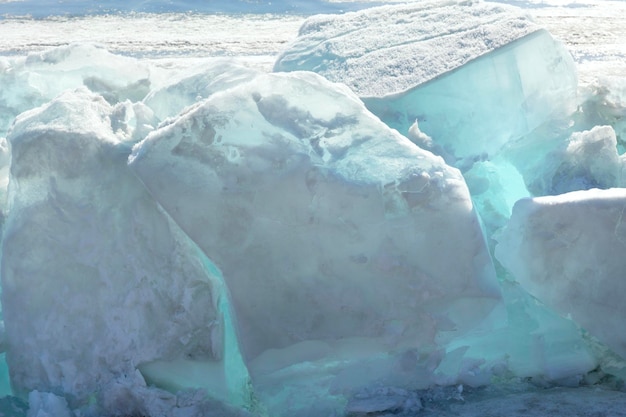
[2,88,249,412]
[495,188,626,360]
[274,1,577,164]
[0,44,158,223]
[130,70,503,415]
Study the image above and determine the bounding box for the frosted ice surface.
[436,280,596,388]
[500,125,626,213]
[0,137,11,221]
[130,70,502,416]
[0,42,159,230]
[522,126,623,195]
[495,188,626,360]
[0,44,155,137]
[274,1,577,164]
[275,0,540,97]
[578,77,626,153]
[2,88,249,411]
[143,60,259,121]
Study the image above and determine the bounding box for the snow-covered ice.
[2,88,250,412]
[274,1,541,97]
[1,0,626,416]
[274,1,577,164]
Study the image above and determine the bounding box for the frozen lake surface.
[1,0,625,80]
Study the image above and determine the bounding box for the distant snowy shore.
[1,0,625,84]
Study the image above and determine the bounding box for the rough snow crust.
[0,14,304,59]
[274,0,540,97]
[0,43,153,138]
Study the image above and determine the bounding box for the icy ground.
[418,385,626,417]
[2,0,626,416]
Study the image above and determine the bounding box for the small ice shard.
[553,126,622,192]
[509,125,622,196]
[274,1,577,165]
[2,88,249,411]
[495,188,626,360]
[130,70,502,416]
